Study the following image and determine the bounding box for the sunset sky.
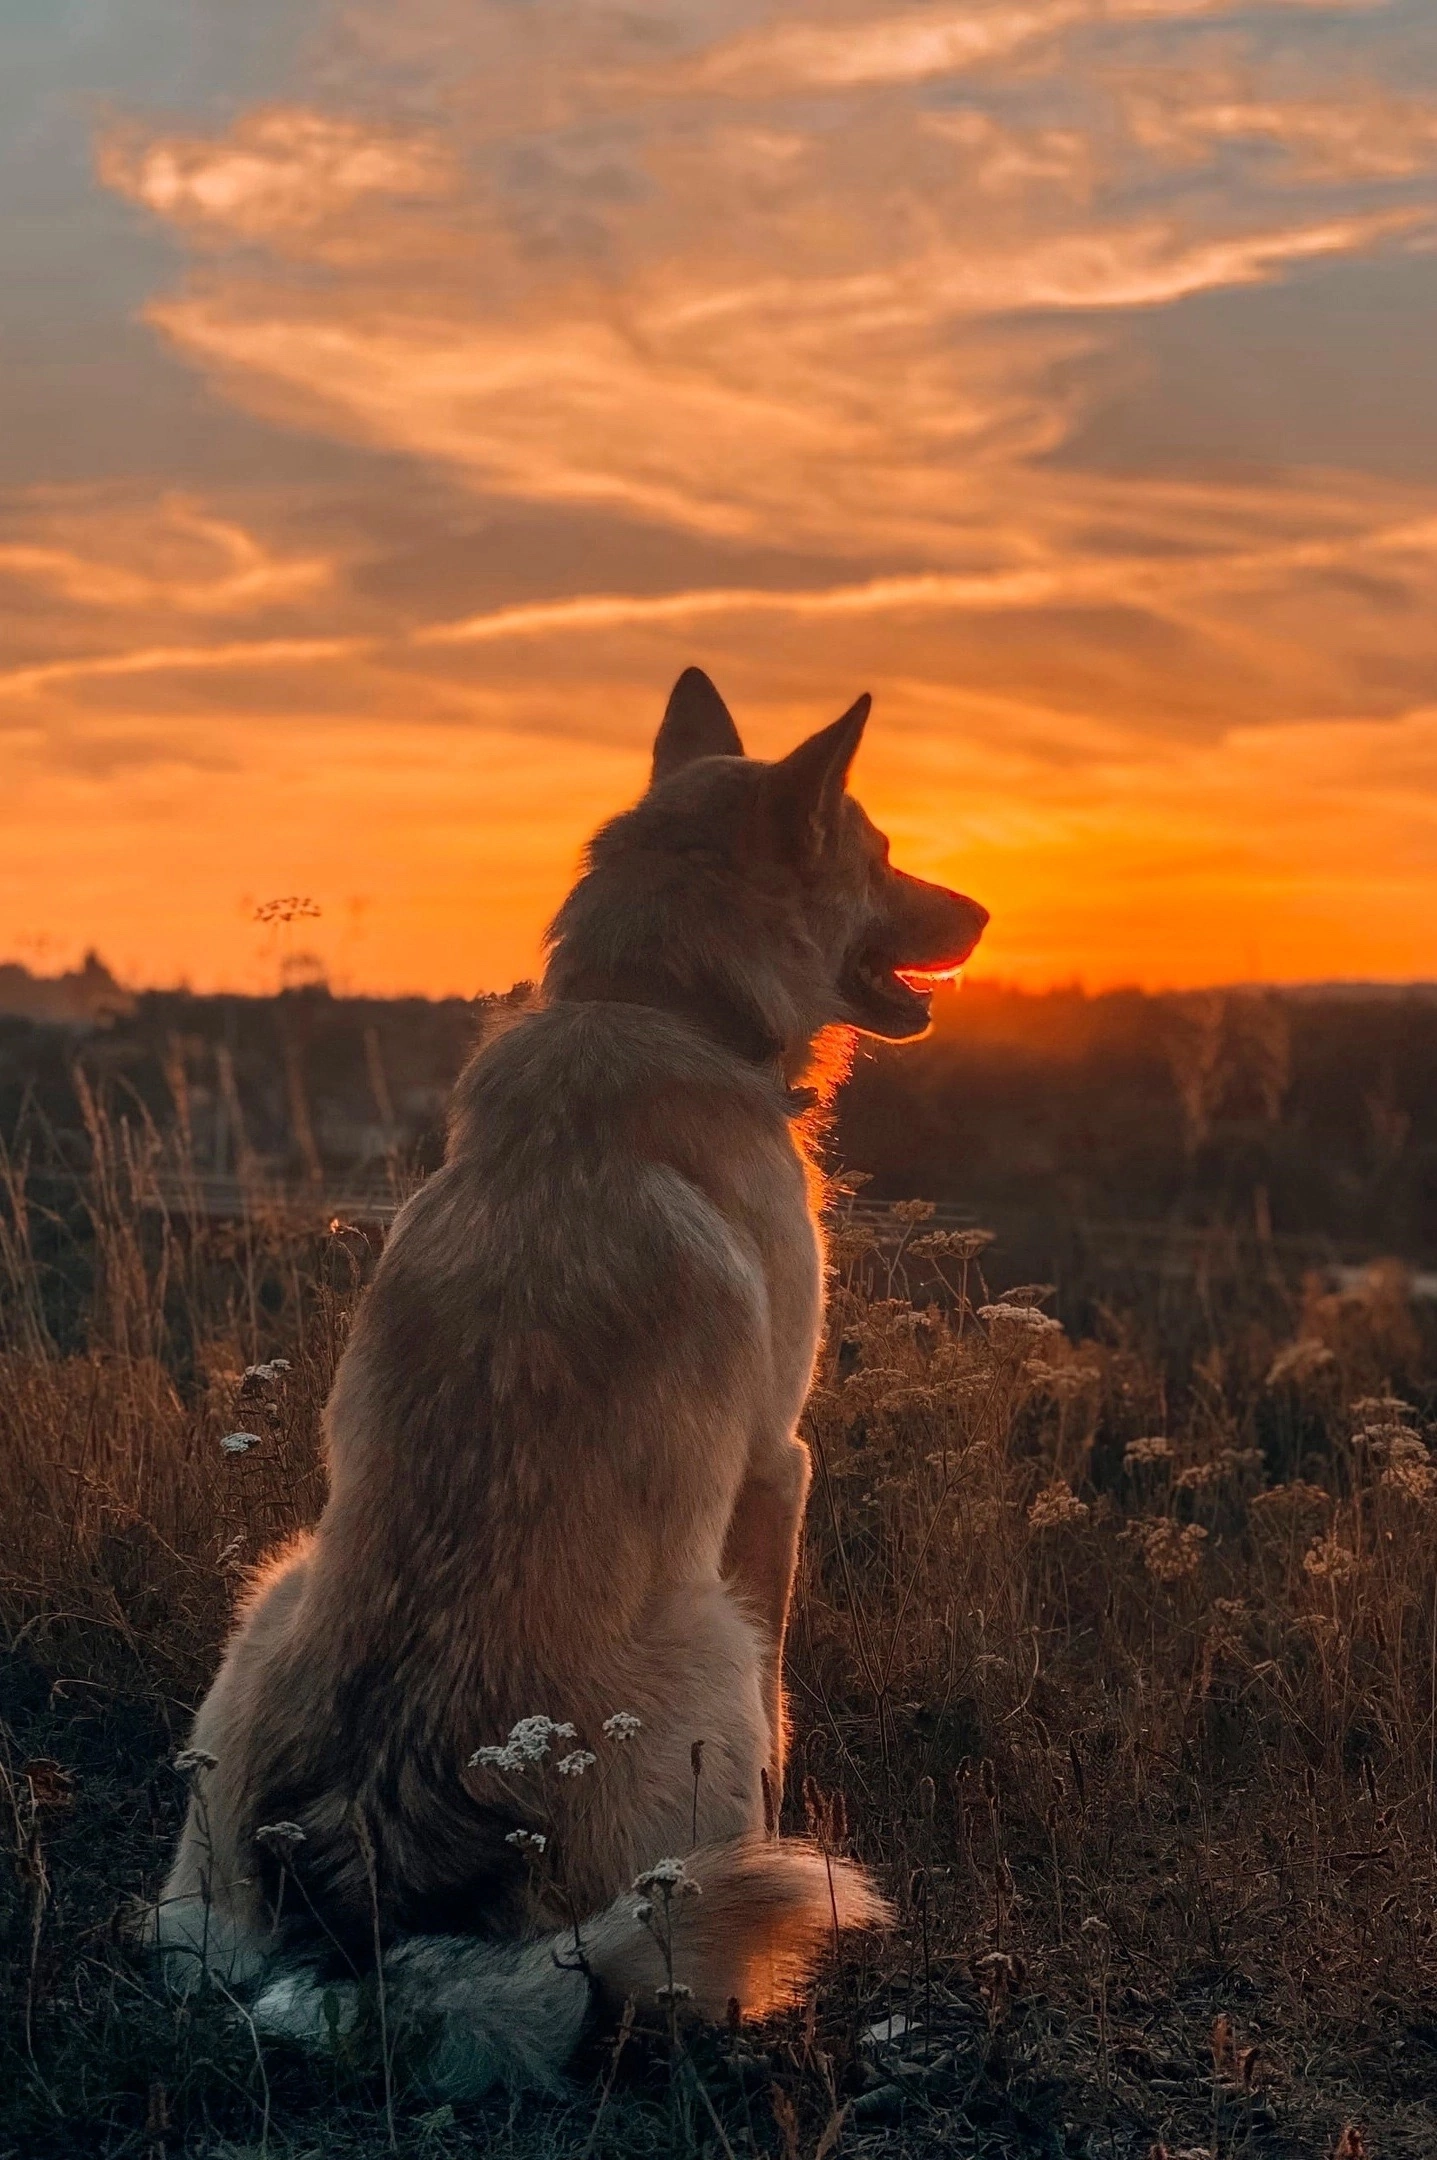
[4,0,1436,996]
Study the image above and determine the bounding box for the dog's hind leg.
[154,1541,314,1981]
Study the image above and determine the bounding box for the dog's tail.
[248,1835,889,2099]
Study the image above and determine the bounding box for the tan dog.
[152,670,988,2094]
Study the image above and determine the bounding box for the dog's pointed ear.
[650,668,744,785]
[767,693,871,864]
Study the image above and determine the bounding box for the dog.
[151,669,988,2094]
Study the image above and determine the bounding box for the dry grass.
[1,1114,1436,2159]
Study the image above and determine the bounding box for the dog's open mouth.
[841,950,974,1039]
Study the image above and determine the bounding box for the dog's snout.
[945,891,989,957]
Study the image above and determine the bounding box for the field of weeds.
[2,1101,1436,2160]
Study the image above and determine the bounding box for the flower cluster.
[1167,1445,1262,1493]
[908,1229,996,1261]
[1381,1458,1437,1504]
[1363,1424,1429,1465]
[1351,1393,1417,1424]
[470,1716,577,1772]
[1124,1436,1173,1470]
[979,1302,1063,1336]
[243,1359,291,1386]
[1028,1479,1089,1530]
[1302,1534,1362,1585]
[634,1857,702,1897]
[254,1820,306,1857]
[1127,1519,1207,1584]
[1250,1480,1333,1524]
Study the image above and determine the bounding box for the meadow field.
[2,999,1436,2159]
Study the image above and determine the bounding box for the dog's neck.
[545,957,778,1065]
[541,955,830,1110]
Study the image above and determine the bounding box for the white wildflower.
[505,1828,548,1852]
[602,1711,642,1743]
[971,1949,1026,1991]
[635,1858,688,1888]
[1126,1519,1207,1584]
[1303,1534,1361,1584]
[509,1717,576,1757]
[254,1821,306,1855]
[220,1432,260,1454]
[634,1858,701,1897]
[1382,1459,1437,1503]
[174,1748,218,1775]
[1351,1393,1416,1422]
[1124,1435,1173,1469]
[1250,1480,1332,1521]
[1027,1479,1089,1529]
[1363,1425,1429,1464]
[633,1900,654,1924]
[979,1302,1062,1334]
[656,1982,693,2003]
[243,1361,288,1385]
[469,1715,577,1773]
[555,1750,596,1778]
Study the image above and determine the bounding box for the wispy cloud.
[0,636,367,703]
[1126,83,1437,181]
[693,0,1391,94]
[418,507,1437,651]
[137,205,1427,565]
[0,496,333,615]
[99,107,450,244]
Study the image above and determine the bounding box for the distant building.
[0,952,135,1026]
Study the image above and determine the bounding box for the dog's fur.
[151,670,987,2094]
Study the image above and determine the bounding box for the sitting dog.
[152,668,988,2094]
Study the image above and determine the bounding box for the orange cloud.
[0,495,333,615]
[0,636,366,703]
[135,202,1426,568]
[1125,79,1437,181]
[99,107,450,243]
[694,0,1390,95]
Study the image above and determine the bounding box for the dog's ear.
[651,668,744,785]
[766,693,871,865]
